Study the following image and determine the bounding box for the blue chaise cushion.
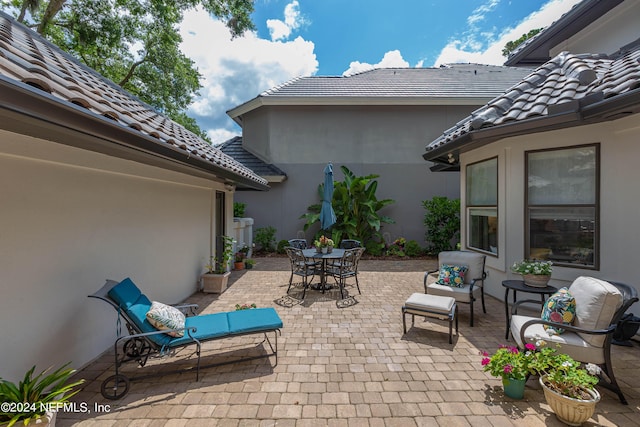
[108,277,142,309]
[169,313,230,346]
[227,308,283,334]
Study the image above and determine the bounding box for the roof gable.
[218,136,287,183]
[0,12,268,190]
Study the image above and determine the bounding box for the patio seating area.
[59,258,640,426]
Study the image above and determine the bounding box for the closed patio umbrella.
[319,163,337,231]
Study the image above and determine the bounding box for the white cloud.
[433,0,583,66]
[342,50,410,76]
[467,0,500,26]
[179,7,318,144]
[266,0,305,41]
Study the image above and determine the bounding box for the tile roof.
[217,136,287,181]
[261,65,532,99]
[227,65,532,121]
[425,44,640,169]
[0,12,268,189]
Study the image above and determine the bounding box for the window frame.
[524,143,600,270]
[465,156,498,257]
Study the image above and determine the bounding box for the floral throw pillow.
[146,301,186,337]
[541,287,576,334]
[437,264,468,287]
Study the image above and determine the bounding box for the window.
[526,145,599,268]
[466,157,498,255]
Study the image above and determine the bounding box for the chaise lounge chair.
[89,278,283,399]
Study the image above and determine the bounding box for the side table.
[502,280,558,340]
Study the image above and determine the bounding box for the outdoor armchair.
[328,247,365,299]
[288,239,308,249]
[339,239,362,249]
[285,246,317,299]
[510,276,638,404]
[424,250,487,327]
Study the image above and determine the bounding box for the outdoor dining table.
[302,248,345,290]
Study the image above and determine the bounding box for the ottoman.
[402,293,458,344]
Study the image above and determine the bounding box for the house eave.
[0,79,270,191]
[424,89,640,168]
[227,95,496,124]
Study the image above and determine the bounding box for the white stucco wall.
[237,104,473,244]
[459,114,640,299]
[0,130,232,382]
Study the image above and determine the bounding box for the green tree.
[6,0,255,139]
[422,196,460,255]
[301,166,395,248]
[502,28,543,57]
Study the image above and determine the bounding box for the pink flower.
[482,351,489,357]
[481,358,490,366]
[525,343,536,351]
[509,347,519,354]
[503,364,513,374]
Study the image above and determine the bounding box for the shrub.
[386,237,406,257]
[404,240,424,257]
[255,226,276,252]
[365,239,385,256]
[276,239,289,254]
[422,196,460,255]
[233,202,246,217]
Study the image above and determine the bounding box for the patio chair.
[424,251,487,327]
[510,276,638,404]
[288,239,308,249]
[339,239,362,249]
[89,278,282,400]
[328,247,365,299]
[285,246,318,299]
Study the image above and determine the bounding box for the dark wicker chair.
[285,247,317,299]
[339,239,362,249]
[288,239,308,249]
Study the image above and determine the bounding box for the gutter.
[0,79,270,191]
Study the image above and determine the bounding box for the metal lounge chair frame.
[89,278,282,400]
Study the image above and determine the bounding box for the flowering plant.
[511,259,553,275]
[528,340,599,399]
[481,343,538,380]
[314,236,334,248]
[235,303,257,311]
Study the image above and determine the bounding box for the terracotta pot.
[539,375,600,426]
[522,274,551,288]
[234,261,244,270]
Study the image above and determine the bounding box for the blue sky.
[179,0,583,143]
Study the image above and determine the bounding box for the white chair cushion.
[438,251,485,285]
[510,314,605,364]
[568,276,623,347]
[426,274,481,303]
[405,293,455,314]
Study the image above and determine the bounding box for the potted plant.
[480,343,538,399]
[528,343,600,425]
[314,236,334,254]
[0,363,84,427]
[511,259,553,287]
[244,258,256,269]
[234,244,250,270]
[235,303,257,311]
[201,236,234,293]
[234,251,245,270]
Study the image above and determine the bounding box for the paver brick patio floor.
[58,258,640,426]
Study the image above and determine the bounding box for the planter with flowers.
[314,236,334,254]
[528,343,600,426]
[481,343,538,399]
[511,259,553,287]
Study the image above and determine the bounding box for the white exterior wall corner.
[459,114,640,300]
[0,129,227,382]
